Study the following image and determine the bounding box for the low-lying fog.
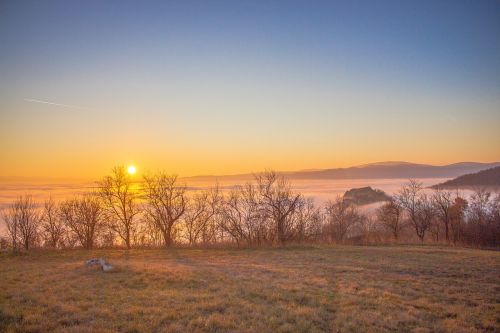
[1,177,483,234]
[0,177,453,209]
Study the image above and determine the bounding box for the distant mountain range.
[186,161,500,181]
[431,166,500,189]
[3,161,498,184]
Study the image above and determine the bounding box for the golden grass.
[0,246,499,332]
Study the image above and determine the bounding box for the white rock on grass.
[85,258,114,272]
[100,258,114,272]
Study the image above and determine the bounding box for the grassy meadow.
[0,246,499,333]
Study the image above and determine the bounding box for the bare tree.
[397,180,432,243]
[256,171,301,245]
[293,197,323,243]
[143,173,187,247]
[324,196,364,243]
[41,197,66,248]
[219,184,264,246]
[432,189,454,243]
[376,199,404,241]
[2,207,18,252]
[357,215,383,244]
[449,196,467,245]
[465,189,495,246]
[59,195,103,249]
[419,194,437,242]
[140,218,164,247]
[183,186,221,246]
[97,166,140,249]
[199,186,222,245]
[2,195,40,251]
[487,193,500,246]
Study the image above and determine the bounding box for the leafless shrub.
[293,197,323,243]
[219,183,266,246]
[218,178,321,246]
[324,196,364,243]
[463,189,500,247]
[425,200,440,242]
[488,193,500,246]
[139,217,164,247]
[183,186,221,246]
[256,171,302,245]
[356,215,385,244]
[449,196,467,245]
[59,195,103,249]
[376,199,404,241]
[397,180,433,243]
[41,197,66,248]
[432,189,454,243]
[2,195,41,251]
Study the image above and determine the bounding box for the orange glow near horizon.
[2,95,499,180]
[1,149,500,181]
[1,1,499,181]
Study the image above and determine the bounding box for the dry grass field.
[0,246,499,333]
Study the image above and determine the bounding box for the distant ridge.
[357,161,414,167]
[184,161,500,181]
[431,166,500,189]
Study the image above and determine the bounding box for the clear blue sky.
[1,0,499,177]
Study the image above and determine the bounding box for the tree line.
[1,167,499,251]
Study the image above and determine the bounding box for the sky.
[1,0,499,179]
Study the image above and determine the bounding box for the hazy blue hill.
[343,186,391,205]
[431,166,500,189]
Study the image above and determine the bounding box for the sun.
[127,165,137,175]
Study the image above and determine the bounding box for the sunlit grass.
[0,246,498,332]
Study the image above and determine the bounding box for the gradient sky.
[1,0,499,178]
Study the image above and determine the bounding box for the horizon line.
[1,160,499,182]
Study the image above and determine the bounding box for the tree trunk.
[163,228,172,248]
[445,222,449,243]
[125,229,131,249]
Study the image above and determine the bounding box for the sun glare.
[127,165,136,175]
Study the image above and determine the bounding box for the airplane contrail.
[24,98,89,110]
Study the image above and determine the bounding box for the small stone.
[85,258,113,272]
